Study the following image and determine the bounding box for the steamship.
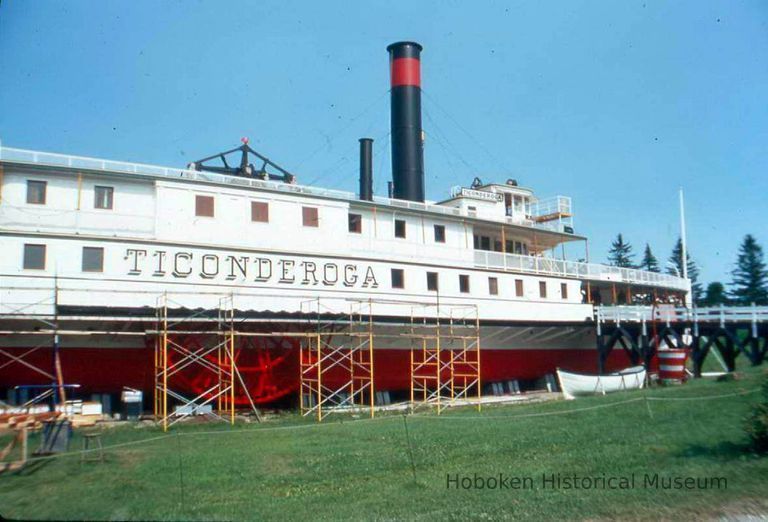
[0,42,689,407]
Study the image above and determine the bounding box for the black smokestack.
[359,138,373,201]
[387,41,424,202]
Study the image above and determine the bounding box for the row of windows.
[23,244,104,272]
[25,180,524,248]
[27,180,114,209]
[195,192,451,243]
[390,267,568,299]
[474,235,530,255]
[20,243,569,299]
[196,195,321,227]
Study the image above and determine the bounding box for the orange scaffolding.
[299,299,375,421]
[0,281,68,413]
[409,303,481,414]
[153,294,261,431]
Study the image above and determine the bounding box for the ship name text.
[124,248,379,288]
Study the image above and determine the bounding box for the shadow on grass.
[680,440,752,460]
[10,458,53,477]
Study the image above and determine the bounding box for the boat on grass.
[556,366,646,400]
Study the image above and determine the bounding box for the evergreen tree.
[639,243,660,273]
[607,234,635,268]
[667,238,703,304]
[729,234,768,305]
[701,282,729,307]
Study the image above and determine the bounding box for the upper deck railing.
[530,196,572,219]
[0,145,573,234]
[473,250,690,291]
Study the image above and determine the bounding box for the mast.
[679,187,688,281]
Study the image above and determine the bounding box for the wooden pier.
[595,304,768,376]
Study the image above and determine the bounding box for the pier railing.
[473,250,690,291]
[0,145,572,234]
[596,304,768,325]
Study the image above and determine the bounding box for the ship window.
[82,247,104,272]
[434,224,445,243]
[23,244,46,270]
[505,240,514,254]
[515,279,524,297]
[514,242,523,255]
[539,281,547,298]
[26,180,47,205]
[391,268,405,289]
[473,235,480,249]
[426,272,438,292]
[561,282,568,299]
[459,274,470,293]
[488,277,499,295]
[348,213,362,233]
[494,240,502,252]
[195,195,214,217]
[251,201,269,222]
[94,186,114,210]
[481,236,491,250]
[394,219,406,238]
[302,206,319,227]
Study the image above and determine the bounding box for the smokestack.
[387,41,425,202]
[359,138,373,201]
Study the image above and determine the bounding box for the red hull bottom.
[0,345,631,406]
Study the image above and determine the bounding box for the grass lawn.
[1,366,767,521]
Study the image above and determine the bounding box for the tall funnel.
[387,41,425,202]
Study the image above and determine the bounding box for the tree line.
[606,233,768,306]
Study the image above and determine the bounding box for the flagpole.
[679,187,688,281]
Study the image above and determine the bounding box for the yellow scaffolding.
[299,299,375,421]
[154,294,246,431]
[409,303,481,414]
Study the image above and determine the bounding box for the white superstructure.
[0,145,689,322]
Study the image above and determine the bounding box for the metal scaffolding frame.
[299,299,375,422]
[154,293,262,431]
[0,282,68,413]
[408,303,481,414]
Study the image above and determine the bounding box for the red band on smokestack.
[390,58,421,87]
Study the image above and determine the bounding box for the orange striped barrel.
[658,349,688,383]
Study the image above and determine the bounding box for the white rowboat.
[556,366,646,400]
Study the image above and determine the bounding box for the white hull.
[556,366,646,400]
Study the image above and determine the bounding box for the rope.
[16,387,761,463]
[411,388,761,420]
[422,89,508,173]
[293,90,389,178]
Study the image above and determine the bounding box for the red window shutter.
[195,195,214,217]
[251,201,269,222]
[302,206,319,227]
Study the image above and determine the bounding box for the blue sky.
[1,1,766,285]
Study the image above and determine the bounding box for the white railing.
[596,304,768,325]
[473,250,690,291]
[0,145,569,233]
[530,196,571,218]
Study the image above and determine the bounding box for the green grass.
[2,367,768,521]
